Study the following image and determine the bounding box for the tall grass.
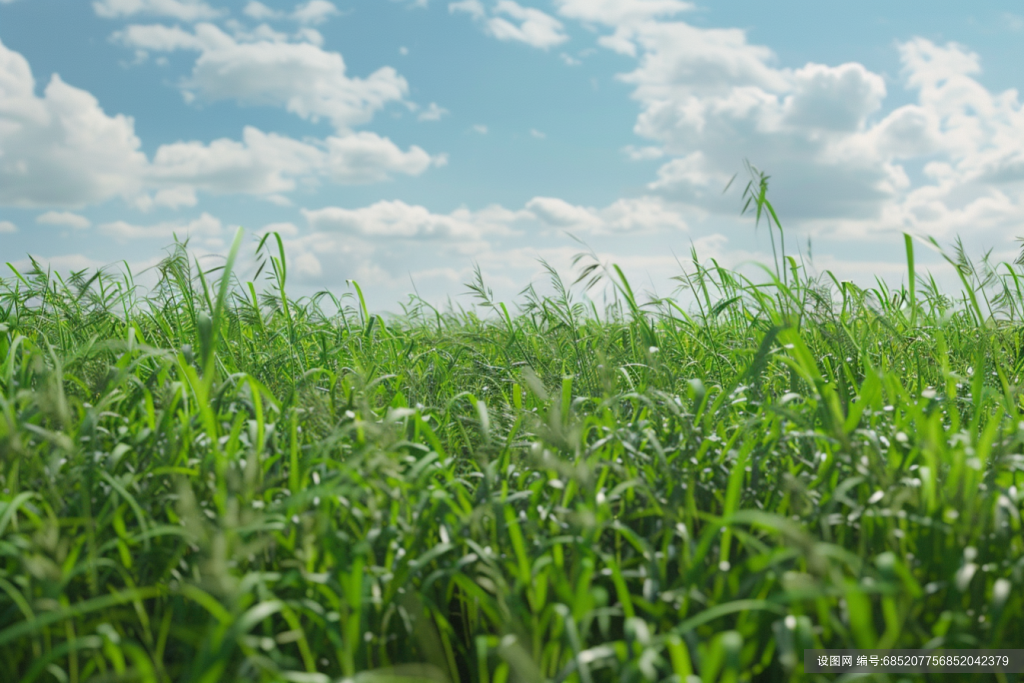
[1,195,1023,682]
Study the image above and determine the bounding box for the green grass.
[1,186,1024,682]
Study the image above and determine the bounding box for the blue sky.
[2,0,1024,309]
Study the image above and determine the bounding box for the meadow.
[1,182,1023,682]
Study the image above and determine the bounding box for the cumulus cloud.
[0,221,16,233]
[0,39,147,207]
[148,127,325,195]
[98,211,223,242]
[292,0,339,25]
[93,0,221,21]
[448,0,484,20]
[147,127,441,194]
[0,39,442,209]
[303,200,520,240]
[270,201,530,287]
[324,132,440,183]
[36,211,92,229]
[487,1,569,49]
[554,0,693,26]
[241,0,338,24]
[116,22,409,132]
[153,186,199,209]
[243,1,278,20]
[527,195,687,234]
[452,0,569,50]
[576,12,1024,242]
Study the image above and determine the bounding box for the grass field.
[1,186,1023,682]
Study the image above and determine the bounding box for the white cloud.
[112,23,207,51]
[294,28,325,46]
[277,201,532,290]
[36,211,92,229]
[597,29,637,57]
[149,126,441,194]
[526,195,687,234]
[399,46,409,56]
[116,23,409,132]
[449,0,484,20]
[417,102,448,121]
[783,62,886,131]
[241,0,338,24]
[261,200,544,291]
[473,124,488,134]
[0,40,442,208]
[148,126,325,195]
[99,211,223,242]
[93,0,221,21]
[487,1,569,49]
[0,221,16,233]
[324,131,440,183]
[243,1,279,19]
[618,22,789,99]
[554,0,692,25]
[292,0,339,25]
[452,0,568,50]
[526,196,601,229]
[0,39,148,208]
[304,200,518,240]
[530,128,545,138]
[586,15,1024,247]
[152,186,199,209]
[560,52,581,66]
[623,144,663,160]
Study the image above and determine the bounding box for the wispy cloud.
[242,1,278,20]
[417,102,449,121]
[451,0,569,50]
[93,0,221,21]
[241,0,339,24]
[36,211,92,229]
[292,0,339,25]
[622,145,663,161]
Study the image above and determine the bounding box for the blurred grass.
[1,180,1023,682]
